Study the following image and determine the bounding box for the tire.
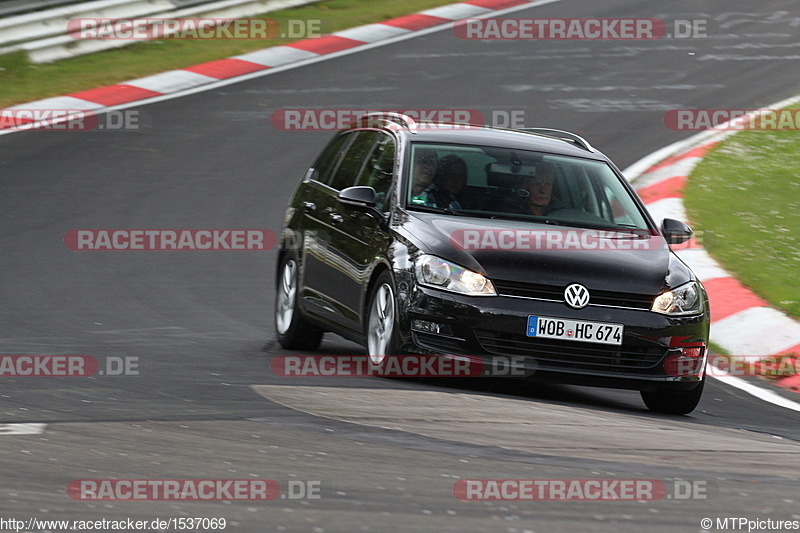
[274,254,323,350]
[366,271,400,365]
[641,379,705,415]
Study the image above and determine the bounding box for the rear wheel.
[275,255,323,350]
[641,379,704,415]
[366,272,400,365]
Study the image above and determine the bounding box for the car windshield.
[405,142,650,231]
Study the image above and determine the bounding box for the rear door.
[298,131,354,315]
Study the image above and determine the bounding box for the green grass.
[0,0,457,108]
[684,105,800,321]
[707,342,729,357]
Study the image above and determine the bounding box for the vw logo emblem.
[564,283,590,309]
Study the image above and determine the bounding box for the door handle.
[329,213,344,224]
[302,201,316,213]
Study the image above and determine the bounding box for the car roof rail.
[353,112,418,134]
[516,128,595,152]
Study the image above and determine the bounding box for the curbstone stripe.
[1,0,538,129]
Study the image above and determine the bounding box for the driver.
[411,148,438,196]
[424,154,468,209]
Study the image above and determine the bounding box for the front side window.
[311,133,351,184]
[327,131,378,191]
[405,143,650,231]
[356,134,396,211]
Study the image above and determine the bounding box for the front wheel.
[275,255,323,350]
[641,379,705,415]
[366,272,400,365]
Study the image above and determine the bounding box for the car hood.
[397,210,685,295]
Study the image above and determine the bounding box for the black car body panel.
[276,117,710,404]
[397,212,675,294]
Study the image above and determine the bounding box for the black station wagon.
[275,113,710,414]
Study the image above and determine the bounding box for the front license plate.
[526,316,624,346]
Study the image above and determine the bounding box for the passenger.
[520,162,558,216]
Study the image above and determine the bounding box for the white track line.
[710,368,800,413]
[0,423,46,435]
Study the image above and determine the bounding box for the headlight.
[651,281,702,315]
[415,255,496,296]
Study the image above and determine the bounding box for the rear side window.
[356,133,396,211]
[327,131,378,191]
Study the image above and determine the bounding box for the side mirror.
[338,186,387,228]
[338,185,376,207]
[661,218,693,244]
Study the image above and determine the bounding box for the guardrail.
[0,0,317,63]
[0,0,86,18]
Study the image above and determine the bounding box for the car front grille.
[492,280,656,310]
[474,329,666,372]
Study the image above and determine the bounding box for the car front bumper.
[397,285,709,392]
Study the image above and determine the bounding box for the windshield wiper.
[407,205,471,216]
[544,219,648,233]
[484,214,567,225]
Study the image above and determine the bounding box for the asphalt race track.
[2,0,800,531]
